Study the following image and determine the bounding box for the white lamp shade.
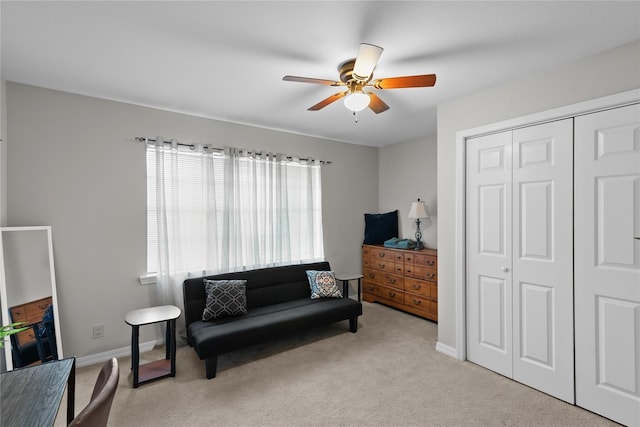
[353,43,383,81]
[344,92,370,112]
[408,200,429,219]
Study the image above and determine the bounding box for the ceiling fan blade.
[353,43,383,81]
[368,92,390,114]
[308,91,347,111]
[371,74,437,89]
[283,75,343,86]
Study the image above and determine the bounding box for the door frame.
[451,88,640,361]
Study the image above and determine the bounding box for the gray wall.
[436,40,640,350]
[378,136,437,248]
[1,80,6,226]
[5,83,378,359]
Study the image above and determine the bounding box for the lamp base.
[414,221,424,250]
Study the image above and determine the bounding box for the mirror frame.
[0,226,64,371]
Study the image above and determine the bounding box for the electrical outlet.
[93,324,104,339]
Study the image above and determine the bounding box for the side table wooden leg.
[132,325,140,388]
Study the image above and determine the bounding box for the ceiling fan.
[283,43,436,115]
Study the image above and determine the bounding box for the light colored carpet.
[55,302,618,426]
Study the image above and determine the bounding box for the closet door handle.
[502,267,510,273]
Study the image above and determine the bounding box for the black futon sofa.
[183,261,363,379]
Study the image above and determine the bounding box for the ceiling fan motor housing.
[339,59,371,84]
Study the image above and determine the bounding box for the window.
[146,143,324,276]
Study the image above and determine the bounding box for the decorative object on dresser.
[408,199,429,250]
[363,210,398,245]
[362,244,437,321]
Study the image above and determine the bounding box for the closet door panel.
[575,104,640,427]
[512,119,574,403]
[466,131,513,377]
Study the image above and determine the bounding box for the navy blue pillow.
[364,210,399,244]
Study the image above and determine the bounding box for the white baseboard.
[435,341,460,360]
[75,340,160,368]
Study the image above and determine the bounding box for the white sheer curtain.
[147,138,324,316]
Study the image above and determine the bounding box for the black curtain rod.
[134,137,332,165]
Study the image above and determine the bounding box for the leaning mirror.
[0,226,63,371]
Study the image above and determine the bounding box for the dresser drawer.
[366,283,404,303]
[370,247,394,261]
[16,328,36,345]
[404,294,436,315]
[414,253,437,268]
[362,245,372,258]
[364,268,382,285]
[394,261,404,274]
[404,278,432,298]
[379,272,403,289]
[413,266,437,282]
[404,264,416,277]
[24,297,52,316]
[371,258,396,273]
[10,305,28,321]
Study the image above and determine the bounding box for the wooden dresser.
[362,244,437,321]
[9,296,52,345]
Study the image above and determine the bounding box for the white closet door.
[466,131,513,377]
[512,120,574,403]
[467,120,574,403]
[575,104,640,427]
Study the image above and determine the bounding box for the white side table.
[125,305,181,388]
[335,273,363,302]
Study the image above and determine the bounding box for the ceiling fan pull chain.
[353,110,358,123]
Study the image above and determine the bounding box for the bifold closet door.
[466,130,513,378]
[574,104,640,427]
[467,119,574,403]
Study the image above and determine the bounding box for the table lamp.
[408,198,429,250]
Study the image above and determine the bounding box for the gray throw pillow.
[203,279,248,321]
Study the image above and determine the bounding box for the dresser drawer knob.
[378,263,385,268]
[427,273,435,279]
[379,253,385,258]
[389,292,396,297]
[412,284,421,290]
[369,273,375,278]
[368,286,375,291]
[412,299,422,305]
[427,260,435,266]
[388,279,396,284]
[406,269,411,273]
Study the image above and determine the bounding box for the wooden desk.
[125,305,181,388]
[0,357,75,426]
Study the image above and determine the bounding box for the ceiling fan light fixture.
[352,43,383,81]
[344,92,370,112]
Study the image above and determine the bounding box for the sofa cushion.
[190,297,362,358]
[306,270,342,299]
[203,280,248,321]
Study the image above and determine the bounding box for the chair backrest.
[70,358,119,427]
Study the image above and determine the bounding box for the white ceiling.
[2,1,639,147]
